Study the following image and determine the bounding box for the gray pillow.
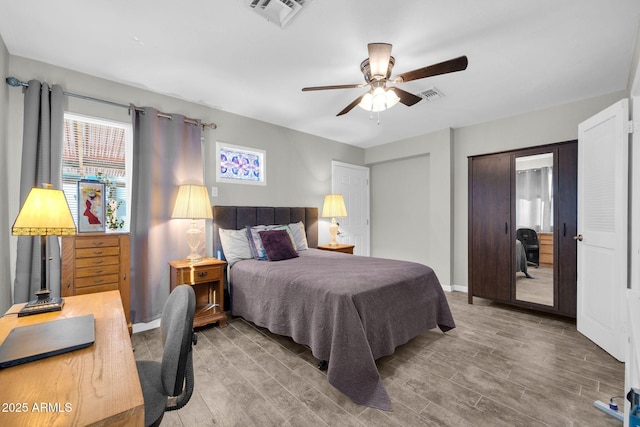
[219,228,253,266]
[288,221,309,251]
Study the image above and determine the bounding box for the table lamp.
[12,183,76,316]
[171,184,213,261]
[321,194,348,246]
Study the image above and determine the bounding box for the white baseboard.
[442,284,468,293]
[132,318,161,334]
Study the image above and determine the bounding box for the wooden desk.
[0,291,144,426]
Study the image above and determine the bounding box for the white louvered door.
[577,99,629,362]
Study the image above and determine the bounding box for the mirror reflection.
[515,153,554,306]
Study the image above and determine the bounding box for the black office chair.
[136,285,197,427]
[516,228,540,267]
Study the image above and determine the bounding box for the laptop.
[0,314,95,368]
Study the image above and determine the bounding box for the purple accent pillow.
[258,229,299,261]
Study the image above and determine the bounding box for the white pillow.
[288,221,308,251]
[219,228,253,266]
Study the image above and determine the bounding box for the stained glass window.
[216,142,266,185]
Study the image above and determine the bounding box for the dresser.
[61,233,131,332]
[538,232,554,268]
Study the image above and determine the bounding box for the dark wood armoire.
[468,140,578,317]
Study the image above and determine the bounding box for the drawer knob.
[94,279,104,284]
[93,250,103,255]
[93,260,104,265]
[92,242,104,246]
[197,271,208,278]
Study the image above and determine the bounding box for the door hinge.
[628,120,635,134]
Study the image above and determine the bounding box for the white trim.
[132,318,161,334]
[215,141,266,186]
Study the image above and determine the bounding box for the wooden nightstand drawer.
[173,264,222,285]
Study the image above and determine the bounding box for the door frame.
[331,161,370,255]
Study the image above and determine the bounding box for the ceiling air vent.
[417,87,444,102]
[247,0,312,28]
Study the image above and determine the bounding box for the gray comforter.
[229,249,455,410]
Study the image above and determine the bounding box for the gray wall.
[370,155,430,264]
[4,56,364,292]
[366,128,453,287]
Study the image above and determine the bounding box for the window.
[62,113,132,231]
[216,141,266,185]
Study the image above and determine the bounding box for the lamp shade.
[321,194,348,218]
[12,185,76,236]
[171,184,213,220]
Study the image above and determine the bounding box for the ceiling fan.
[302,43,468,116]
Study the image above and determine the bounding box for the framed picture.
[216,141,266,186]
[77,180,105,233]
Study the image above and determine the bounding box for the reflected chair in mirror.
[516,228,540,267]
[136,285,197,427]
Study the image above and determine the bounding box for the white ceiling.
[1,0,639,148]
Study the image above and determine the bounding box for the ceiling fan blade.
[368,43,393,78]
[392,55,468,83]
[391,87,422,106]
[337,94,366,116]
[302,83,365,91]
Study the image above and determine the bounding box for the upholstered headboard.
[212,206,318,260]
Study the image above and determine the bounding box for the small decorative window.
[216,142,266,185]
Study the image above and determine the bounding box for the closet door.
[468,153,512,302]
[556,141,578,316]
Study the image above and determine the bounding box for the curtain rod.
[5,76,217,130]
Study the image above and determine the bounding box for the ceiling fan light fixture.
[358,87,400,112]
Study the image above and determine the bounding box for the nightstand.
[169,257,227,328]
[317,244,355,254]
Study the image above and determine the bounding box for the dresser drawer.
[75,283,119,294]
[75,255,120,269]
[75,264,120,278]
[174,264,222,285]
[75,236,121,249]
[76,274,120,289]
[76,246,120,258]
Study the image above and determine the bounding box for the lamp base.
[328,218,339,246]
[184,252,203,263]
[18,289,64,317]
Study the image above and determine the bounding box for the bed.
[516,239,532,278]
[212,206,455,410]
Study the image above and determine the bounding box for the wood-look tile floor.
[131,291,624,426]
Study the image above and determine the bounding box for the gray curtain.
[516,166,553,232]
[130,107,204,323]
[14,81,65,303]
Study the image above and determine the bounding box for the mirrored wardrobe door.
[514,152,554,306]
